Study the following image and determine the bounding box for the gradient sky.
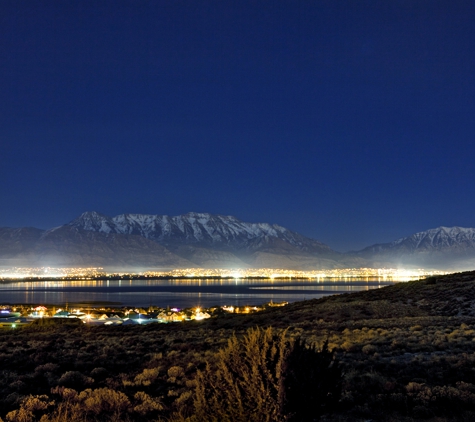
[1,0,474,251]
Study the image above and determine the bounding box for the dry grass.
[3,271,475,421]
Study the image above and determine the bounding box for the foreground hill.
[2,271,475,421]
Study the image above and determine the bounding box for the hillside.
[2,271,475,420]
[0,225,194,269]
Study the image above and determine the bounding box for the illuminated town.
[0,266,445,281]
[0,267,445,328]
[0,300,288,329]
[0,266,446,329]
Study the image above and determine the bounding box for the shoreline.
[0,274,407,283]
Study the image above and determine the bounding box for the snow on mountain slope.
[11,217,475,270]
[358,226,475,256]
[68,211,117,233]
[69,211,334,255]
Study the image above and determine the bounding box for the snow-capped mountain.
[69,211,334,255]
[6,213,475,270]
[1,212,352,270]
[357,226,475,268]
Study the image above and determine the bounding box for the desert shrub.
[89,367,108,381]
[58,371,93,390]
[7,381,26,394]
[410,325,423,332]
[405,381,475,417]
[361,344,378,355]
[131,367,161,386]
[282,338,341,421]
[79,388,131,418]
[42,387,133,422]
[5,395,54,422]
[132,391,163,416]
[340,341,359,353]
[168,366,185,379]
[50,386,78,401]
[34,364,59,376]
[174,327,341,422]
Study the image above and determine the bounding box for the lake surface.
[0,278,398,308]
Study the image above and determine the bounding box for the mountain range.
[1,211,475,270]
[355,226,475,269]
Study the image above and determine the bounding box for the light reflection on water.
[0,278,396,308]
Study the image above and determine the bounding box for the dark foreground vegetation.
[2,271,475,421]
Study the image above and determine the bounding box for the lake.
[0,278,399,308]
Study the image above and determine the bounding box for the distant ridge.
[69,211,333,254]
[0,225,194,269]
[2,213,475,270]
[356,226,475,269]
[66,211,354,269]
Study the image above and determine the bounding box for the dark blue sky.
[1,0,474,251]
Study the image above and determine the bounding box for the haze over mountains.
[1,211,475,270]
[356,226,475,269]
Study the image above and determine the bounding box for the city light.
[0,266,446,281]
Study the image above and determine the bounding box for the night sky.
[1,1,474,251]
